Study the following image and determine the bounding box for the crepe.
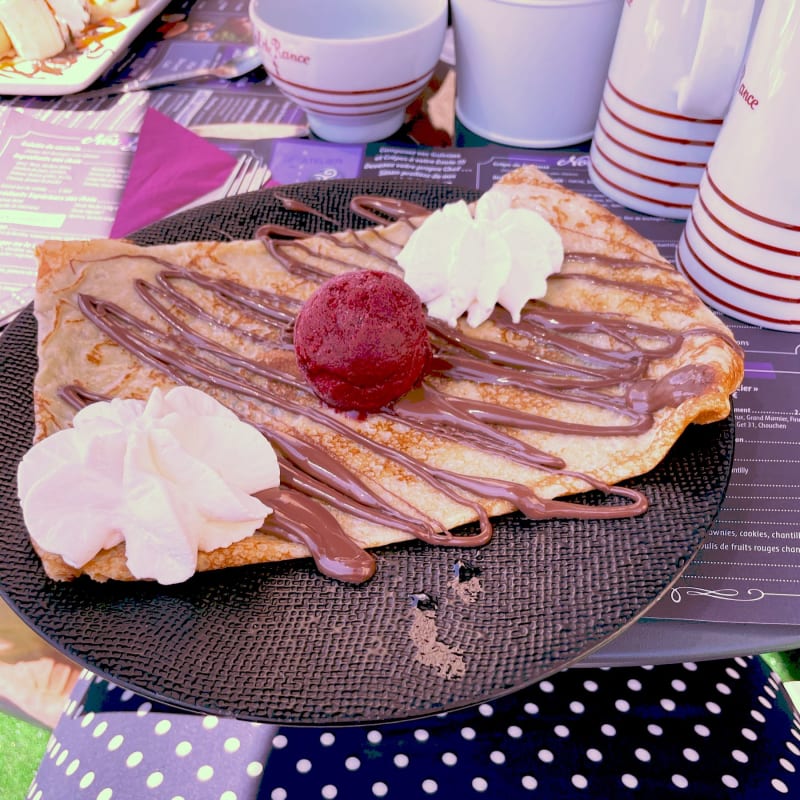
[29,165,744,582]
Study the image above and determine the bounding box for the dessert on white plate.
[0,0,137,61]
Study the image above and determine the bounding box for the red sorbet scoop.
[294,270,432,412]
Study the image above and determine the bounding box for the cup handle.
[676,0,757,118]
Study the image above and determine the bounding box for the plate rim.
[0,178,735,724]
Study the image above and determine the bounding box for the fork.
[72,45,264,100]
[221,155,272,197]
[169,154,271,218]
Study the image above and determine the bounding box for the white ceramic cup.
[248,0,448,144]
[450,0,624,148]
[676,0,800,332]
[588,0,759,219]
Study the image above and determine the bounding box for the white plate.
[0,0,173,97]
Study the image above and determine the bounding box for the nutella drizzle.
[255,487,377,584]
[273,191,339,225]
[58,195,741,583]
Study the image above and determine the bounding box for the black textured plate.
[0,179,734,725]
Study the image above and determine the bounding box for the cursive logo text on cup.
[259,35,311,77]
[738,80,759,109]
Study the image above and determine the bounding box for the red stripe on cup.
[274,104,404,118]
[705,169,800,231]
[593,139,700,189]
[684,220,799,300]
[606,78,725,124]
[274,80,423,113]
[696,187,800,257]
[676,245,800,326]
[596,117,709,168]
[692,198,800,275]
[600,98,719,147]
[589,157,694,211]
[267,69,433,97]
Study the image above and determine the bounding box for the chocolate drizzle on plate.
[59,194,740,583]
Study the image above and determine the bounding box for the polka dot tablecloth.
[28,677,274,800]
[29,656,800,799]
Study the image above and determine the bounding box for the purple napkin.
[110,108,237,239]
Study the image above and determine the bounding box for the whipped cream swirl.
[18,386,279,585]
[396,189,564,327]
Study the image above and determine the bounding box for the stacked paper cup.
[676,0,800,332]
[589,0,759,219]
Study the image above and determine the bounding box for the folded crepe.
[27,165,744,583]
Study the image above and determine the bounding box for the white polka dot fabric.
[28,656,800,799]
[257,657,800,799]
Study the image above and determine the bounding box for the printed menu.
[0,115,136,321]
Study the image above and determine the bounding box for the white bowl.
[249,0,448,143]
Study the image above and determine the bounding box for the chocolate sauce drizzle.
[59,196,739,583]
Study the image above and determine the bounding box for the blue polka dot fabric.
[29,656,800,799]
[257,656,800,799]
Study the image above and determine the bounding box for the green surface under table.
[0,712,49,799]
